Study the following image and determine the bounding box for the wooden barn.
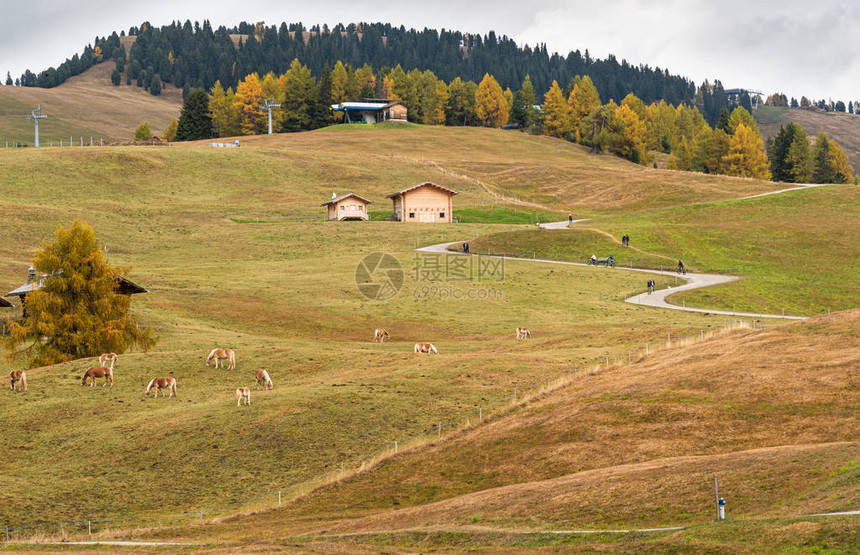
[322,193,374,221]
[386,182,458,223]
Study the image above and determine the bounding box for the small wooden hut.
[322,193,374,221]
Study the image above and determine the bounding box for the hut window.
[440,212,445,218]
[409,212,415,219]
[358,206,364,211]
[340,205,345,211]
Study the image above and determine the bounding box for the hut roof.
[330,101,406,112]
[385,182,459,199]
[5,272,148,298]
[321,193,375,206]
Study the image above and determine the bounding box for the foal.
[515,327,531,340]
[9,370,27,392]
[236,387,251,406]
[372,328,391,343]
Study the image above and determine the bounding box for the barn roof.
[321,193,375,206]
[386,182,459,199]
[5,273,148,298]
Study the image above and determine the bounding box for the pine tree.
[310,64,334,129]
[785,126,812,183]
[149,74,161,96]
[280,59,316,132]
[133,121,152,140]
[475,73,508,127]
[4,71,12,86]
[509,90,527,127]
[111,69,121,86]
[3,220,156,368]
[812,130,834,183]
[175,88,213,141]
[542,80,571,138]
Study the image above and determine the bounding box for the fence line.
[3,318,759,542]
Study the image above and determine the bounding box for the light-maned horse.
[414,342,438,354]
[516,327,531,340]
[145,377,177,398]
[99,353,118,369]
[372,328,391,343]
[81,366,113,387]
[255,369,273,390]
[9,370,27,392]
[206,348,235,370]
[236,387,251,406]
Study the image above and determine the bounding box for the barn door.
[419,212,435,223]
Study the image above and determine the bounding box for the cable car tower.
[26,106,47,147]
[259,98,280,134]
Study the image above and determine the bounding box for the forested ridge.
[12,20,698,114]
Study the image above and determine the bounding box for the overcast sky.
[1,1,857,102]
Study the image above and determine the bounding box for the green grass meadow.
[0,126,857,550]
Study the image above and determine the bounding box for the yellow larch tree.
[236,73,266,135]
[723,122,771,179]
[542,80,572,138]
[475,73,508,127]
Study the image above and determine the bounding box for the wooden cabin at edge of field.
[386,182,458,223]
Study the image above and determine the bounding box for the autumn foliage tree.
[4,220,156,368]
[541,80,571,138]
[723,123,771,180]
[475,73,508,127]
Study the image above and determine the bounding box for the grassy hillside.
[467,185,860,316]
[140,311,860,552]
[755,106,860,172]
[0,126,855,551]
[0,61,181,145]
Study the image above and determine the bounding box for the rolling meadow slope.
[0,61,181,144]
[0,128,855,552]
[180,311,860,552]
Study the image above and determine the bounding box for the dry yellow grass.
[0,62,181,142]
[173,310,860,543]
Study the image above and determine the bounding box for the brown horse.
[81,366,113,387]
[206,348,236,369]
[99,353,118,369]
[9,370,27,392]
[145,377,177,398]
[236,387,251,406]
[372,328,390,343]
[414,342,438,354]
[516,327,531,340]
[255,369,273,390]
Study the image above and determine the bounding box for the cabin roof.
[330,101,406,112]
[385,181,459,199]
[321,192,375,206]
[5,273,148,298]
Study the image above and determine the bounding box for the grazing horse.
[372,328,391,343]
[516,327,531,340]
[414,342,438,354]
[9,370,27,392]
[145,377,177,398]
[255,369,273,390]
[81,366,113,387]
[236,387,251,406]
[206,348,236,370]
[99,353,118,369]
